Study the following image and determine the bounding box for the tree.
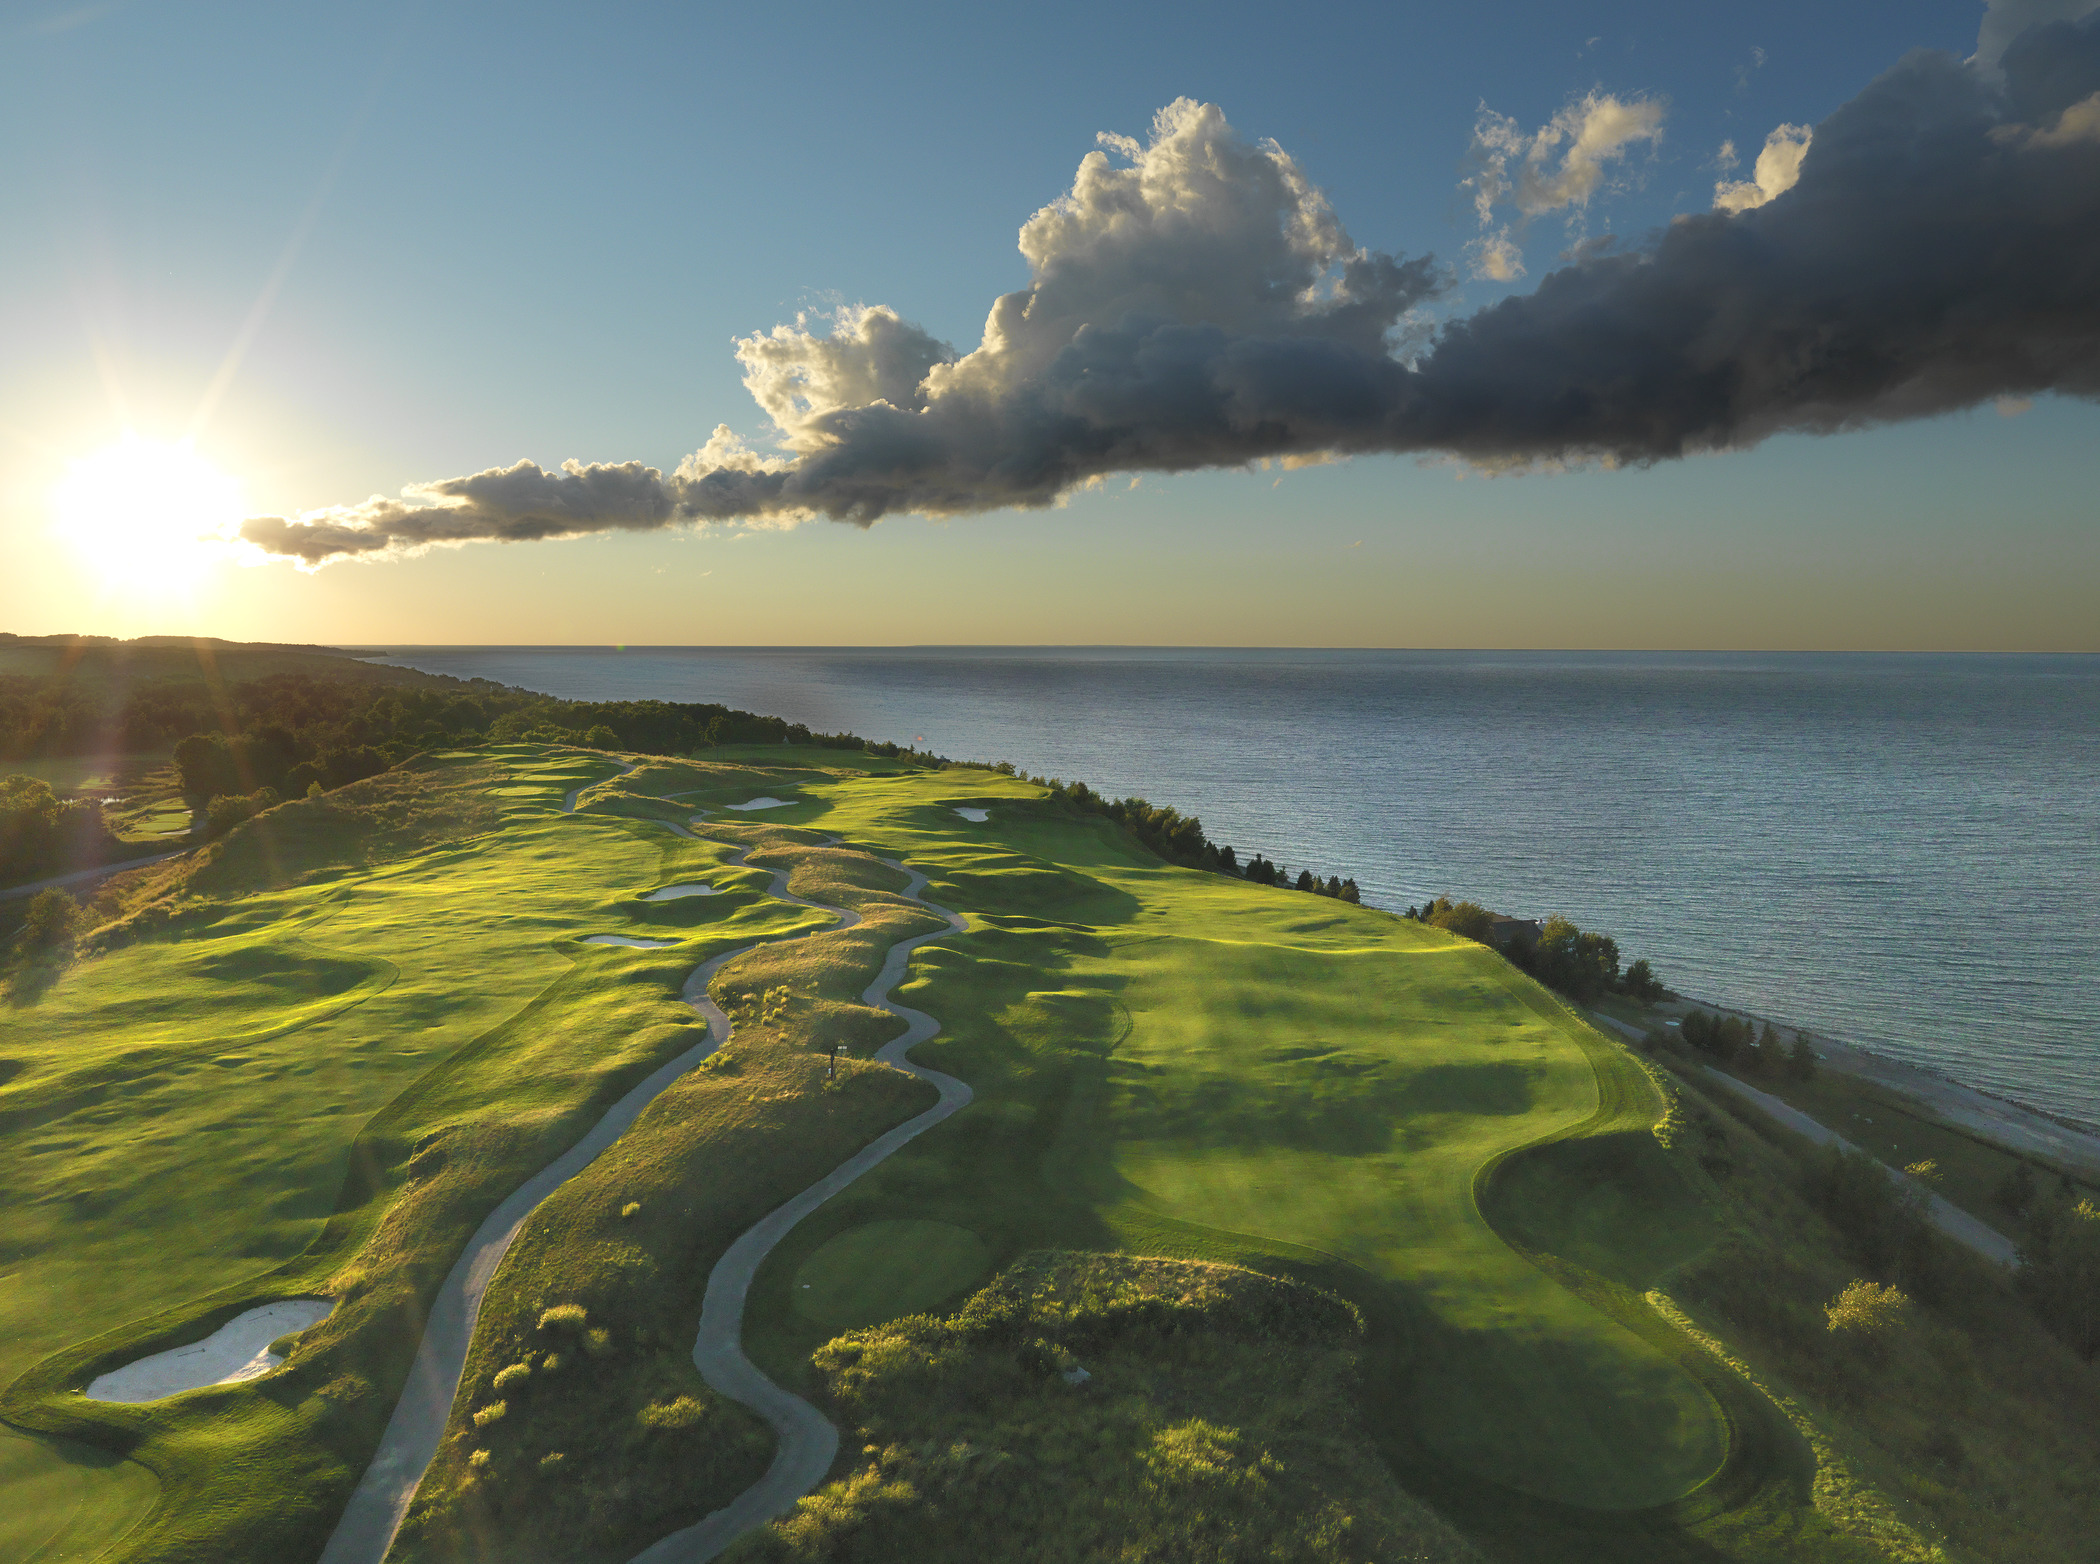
[19,888,84,953]
[1426,900,1497,943]
[174,733,242,801]
[1531,915,1620,1002]
[2020,1195,2100,1358]
[1752,1023,1785,1077]
[1787,1034,1819,1081]
[1294,869,1316,892]
[1619,957,1665,1002]
[584,725,619,750]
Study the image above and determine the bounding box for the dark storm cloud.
[244,10,2100,568]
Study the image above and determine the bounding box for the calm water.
[366,647,2100,1127]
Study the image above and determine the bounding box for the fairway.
[740,766,1732,1518]
[791,1219,992,1330]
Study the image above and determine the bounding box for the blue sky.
[2,0,2092,647]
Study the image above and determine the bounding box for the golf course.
[3,741,2090,1562]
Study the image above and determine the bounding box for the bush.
[1826,1278,1911,1339]
[537,1303,588,1333]
[1425,899,1497,943]
[205,787,279,838]
[18,888,84,953]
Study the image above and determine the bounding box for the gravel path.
[0,848,192,902]
[628,856,970,1564]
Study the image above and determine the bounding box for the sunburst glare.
[50,433,243,593]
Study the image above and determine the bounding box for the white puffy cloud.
[1713,123,1813,212]
[1465,91,1667,222]
[1465,230,1527,281]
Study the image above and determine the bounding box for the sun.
[50,433,245,592]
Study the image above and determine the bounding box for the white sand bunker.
[954,807,989,822]
[725,796,794,811]
[87,1298,333,1403]
[584,934,679,948]
[641,883,718,901]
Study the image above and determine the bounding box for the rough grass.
[732,1252,1483,1564]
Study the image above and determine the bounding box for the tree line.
[0,776,120,883]
[982,764,1362,903]
[1678,1009,1820,1081]
[1398,897,1667,1007]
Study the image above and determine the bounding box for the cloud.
[1466,229,1527,281]
[1976,0,2100,72]
[1712,122,1812,211]
[1464,91,1667,227]
[244,16,2100,567]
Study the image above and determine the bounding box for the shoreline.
[1648,992,2100,1181]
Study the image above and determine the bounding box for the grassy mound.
[734,1252,1481,1564]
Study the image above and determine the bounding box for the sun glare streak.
[50,433,244,594]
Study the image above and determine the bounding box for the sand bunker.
[954,807,989,822]
[86,1298,333,1403]
[583,934,679,948]
[641,884,718,901]
[725,796,794,811]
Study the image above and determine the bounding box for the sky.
[1,0,2094,649]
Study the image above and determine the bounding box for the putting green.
[791,1220,991,1329]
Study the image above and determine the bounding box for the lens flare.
[51,433,243,592]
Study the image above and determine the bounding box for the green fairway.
[719,767,1735,1526]
[792,1220,993,1331]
